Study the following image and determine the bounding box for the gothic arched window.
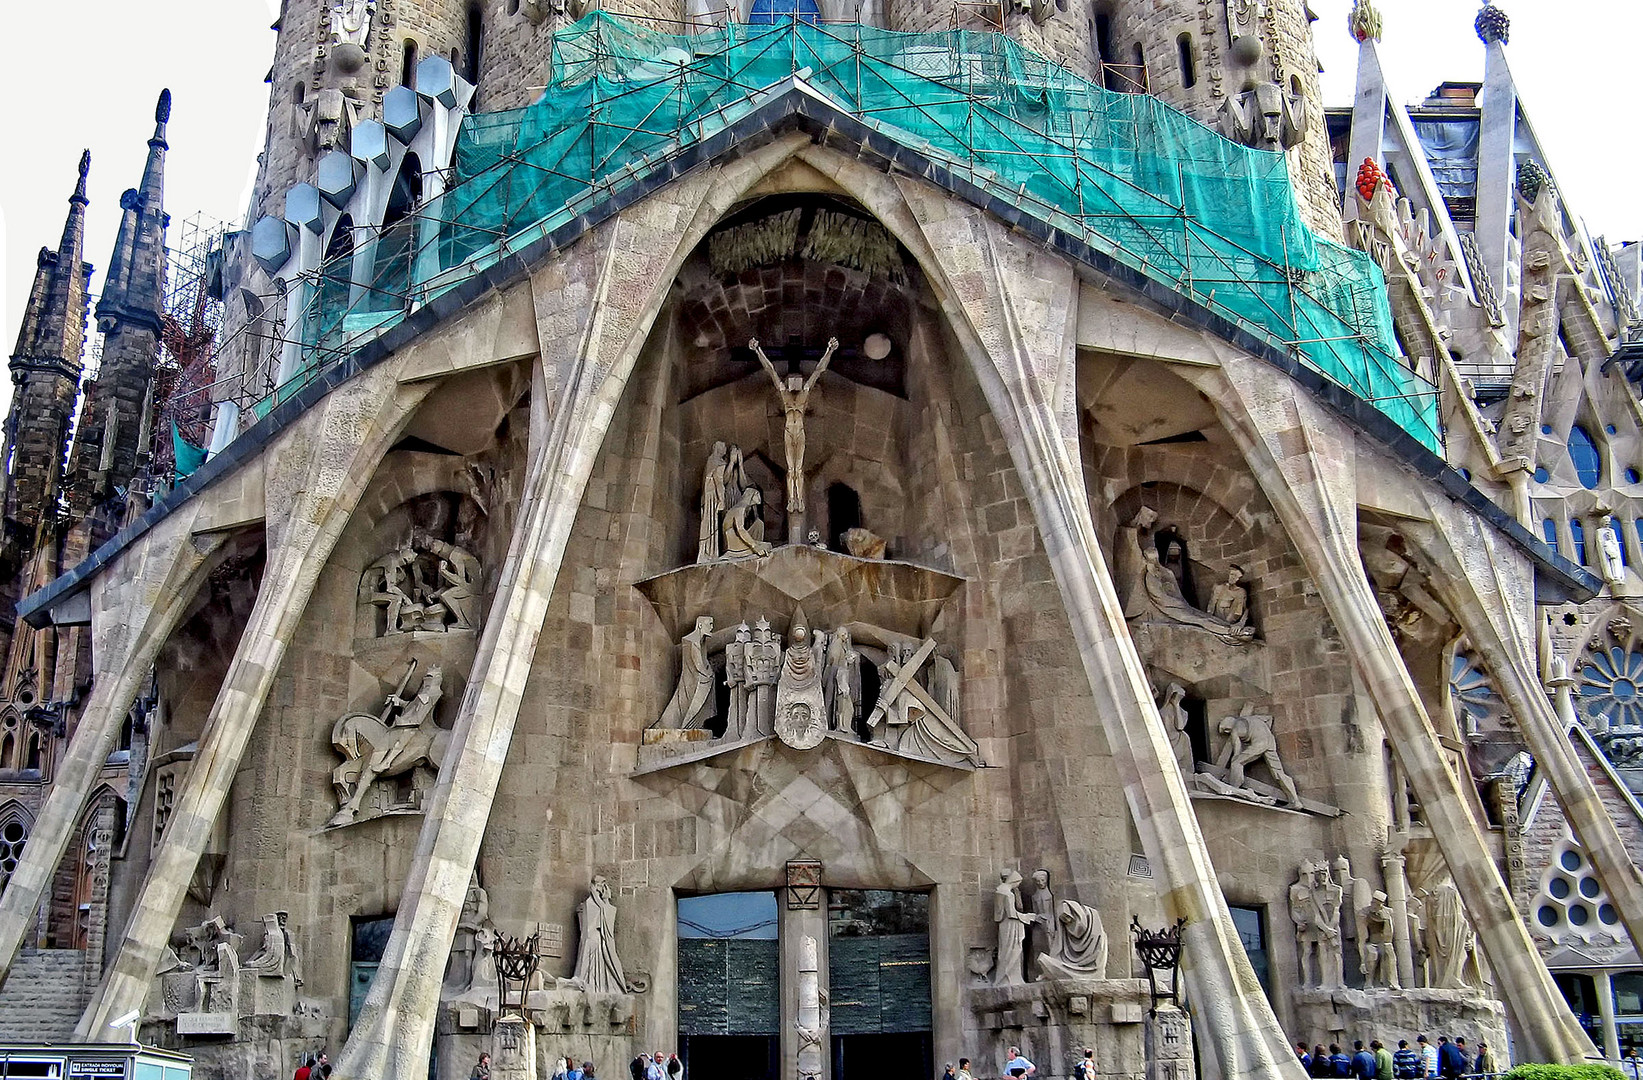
[0,809,28,893]
[1571,518,1587,565]
[1568,425,1602,489]
[1542,518,1560,553]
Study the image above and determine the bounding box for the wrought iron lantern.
[495,931,541,1017]
[1131,916,1187,1012]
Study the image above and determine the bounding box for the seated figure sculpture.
[1115,509,1255,645]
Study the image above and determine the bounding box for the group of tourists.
[1297,1035,1498,1079]
[941,1044,1096,1080]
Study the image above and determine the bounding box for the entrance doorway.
[678,892,781,1080]
[681,1035,779,1080]
[828,890,932,1080]
[832,1033,932,1080]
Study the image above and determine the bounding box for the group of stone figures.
[361,534,482,636]
[1118,509,1255,646]
[152,912,301,1030]
[988,868,1108,986]
[447,873,647,1006]
[1157,683,1303,808]
[1290,855,1484,992]
[650,608,978,765]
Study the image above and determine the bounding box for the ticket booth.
[0,1043,192,1080]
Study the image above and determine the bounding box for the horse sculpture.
[329,661,450,827]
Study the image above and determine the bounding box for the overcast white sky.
[0,0,1638,372]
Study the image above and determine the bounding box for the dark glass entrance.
[678,892,781,1080]
[827,890,933,1080]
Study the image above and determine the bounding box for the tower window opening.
[1093,13,1115,64]
[1133,43,1144,70]
[1571,518,1587,566]
[1568,425,1602,489]
[1290,74,1302,97]
[1177,33,1196,89]
[464,4,483,86]
[401,39,419,87]
[1542,518,1559,553]
[747,0,821,24]
[292,81,306,106]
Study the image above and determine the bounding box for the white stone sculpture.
[746,618,781,737]
[1335,854,1373,976]
[1029,869,1061,974]
[842,527,886,559]
[726,623,751,739]
[775,608,827,750]
[1424,882,1481,990]
[1598,515,1627,588]
[1365,891,1400,989]
[243,911,301,984]
[331,0,375,47]
[1206,565,1251,628]
[1159,683,1194,776]
[1204,707,1300,806]
[721,485,772,560]
[1290,859,1345,989]
[795,935,827,1078]
[569,875,643,994]
[752,336,839,531]
[1035,899,1109,981]
[329,661,450,827]
[656,617,717,731]
[1116,509,1254,644]
[425,538,482,630]
[698,441,730,563]
[992,868,1039,986]
[448,872,492,993]
[363,535,482,635]
[868,639,981,766]
[823,626,861,732]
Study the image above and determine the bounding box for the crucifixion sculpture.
[751,335,839,541]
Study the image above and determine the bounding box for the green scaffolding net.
[287,12,1441,451]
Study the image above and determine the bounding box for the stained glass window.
[1568,426,1602,489]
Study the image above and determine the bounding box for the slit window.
[1568,425,1602,489]
[1543,518,1559,553]
[464,4,483,85]
[401,39,418,87]
[1177,33,1196,88]
[1571,518,1587,565]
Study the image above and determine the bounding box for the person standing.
[294,1055,314,1080]
[1438,1037,1464,1079]
[1074,1049,1097,1080]
[471,1053,492,1080]
[1417,1036,1438,1079]
[647,1051,667,1080]
[1472,1043,1496,1076]
[1310,1045,1331,1079]
[1003,1047,1036,1078]
[630,1054,650,1080]
[1393,1041,1421,1080]
[667,1053,683,1080]
[567,1059,584,1080]
[957,1057,974,1080]
[1372,1041,1393,1080]
[1350,1040,1376,1080]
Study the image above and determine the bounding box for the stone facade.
[0,3,1641,1080]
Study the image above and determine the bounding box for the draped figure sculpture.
[993,868,1039,986]
[1115,508,1255,644]
[775,608,827,750]
[657,617,717,730]
[569,875,644,994]
[1036,899,1110,980]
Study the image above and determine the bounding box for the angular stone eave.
[17,83,1598,627]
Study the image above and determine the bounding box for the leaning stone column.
[76,364,431,1039]
[0,510,223,982]
[328,140,810,1080]
[1406,500,1643,964]
[1203,355,1593,1063]
[898,203,1306,1080]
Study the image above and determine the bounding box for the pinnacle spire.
[96,89,171,335]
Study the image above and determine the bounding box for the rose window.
[1578,645,1643,728]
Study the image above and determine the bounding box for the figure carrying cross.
[751,335,839,542]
